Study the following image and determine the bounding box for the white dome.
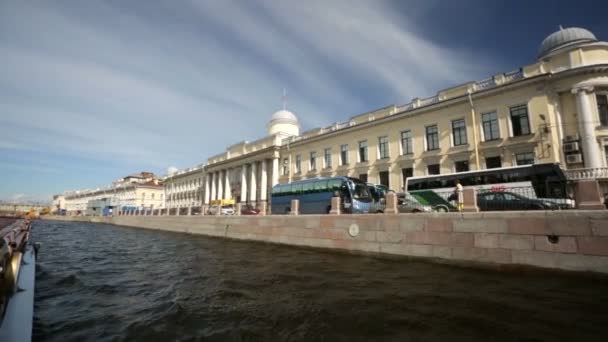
[270,110,298,124]
[539,27,598,58]
[267,109,299,136]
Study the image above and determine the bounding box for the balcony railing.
[564,167,608,180]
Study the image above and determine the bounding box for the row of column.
[204,158,279,204]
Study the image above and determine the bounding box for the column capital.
[571,86,594,95]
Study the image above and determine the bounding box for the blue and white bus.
[270,177,372,215]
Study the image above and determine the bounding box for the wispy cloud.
[0,0,497,199]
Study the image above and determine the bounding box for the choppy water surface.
[32,220,608,341]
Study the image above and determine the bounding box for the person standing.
[454,180,464,212]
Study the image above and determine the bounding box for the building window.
[400,130,413,155]
[402,168,413,190]
[282,158,289,176]
[427,164,440,175]
[604,145,608,165]
[485,156,502,169]
[340,144,349,165]
[324,148,332,168]
[310,151,317,171]
[378,136,389,159]
[379,171,389,188]
[510,104,531,136]
[455,160,469,172]
[359,173,368,182]
[358,140,368,162]
[515,152,535,165]
[482,111,500,141]
[452,119,468,146]
[597,94,608,127]
[152,193,155,199]
[295,155,302,174]
[142,193,145,199]
[426,125,439,151]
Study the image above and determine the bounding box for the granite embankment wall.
[44,211,608,274]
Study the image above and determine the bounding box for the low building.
[62,172,165,214]
[201,27,608,209]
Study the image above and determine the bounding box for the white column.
[210,172,216,201]
[272,157,279,187]
[225,169,232,200]
[240,165,248,203]
[204,174,210,204]
[573,87,602,168]
[260,160,268,201]
[249,161,257,203]
[216,170,223,200]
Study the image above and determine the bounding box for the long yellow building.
[202,27,608,211]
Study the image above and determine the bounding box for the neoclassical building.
[200,27,608,210]
[203,109,299,212]
[163,165,205,210]
[62,172,164,214]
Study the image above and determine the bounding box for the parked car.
[207,205,235,215]
[241,204,260,215]
[397,192,433,213]
[477,191,558,211]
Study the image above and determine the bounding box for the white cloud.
[0,0,497,182]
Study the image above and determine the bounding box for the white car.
[207,205,235,215]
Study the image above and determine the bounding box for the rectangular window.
[605,145,608,165]
[485,156,502,169]
[597,94,608,127]
[427,164,440,175]
[282,158,289,175]
[515,152,535,165]
[510,104,531,136]
[359,173,368,182]
[426,125,439,151]
[452,119,468,146]
[340,144,349,165]
[379,171,389,188]
[295,155,302,174]
[358,140,368,162]
[378,136,389,159]
[310,151,317,171]
[400,130,413,155]
[402,167,413,181]
[454,160,469,172]
[324,148,332,168]
[482,111,500,141]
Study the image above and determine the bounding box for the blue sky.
[1,0,607,203]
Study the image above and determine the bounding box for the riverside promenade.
[45,210,608,275]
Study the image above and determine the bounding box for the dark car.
[241,204,260,215]
[477,191,557,211]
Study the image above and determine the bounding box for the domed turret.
[267,109,300,136]
[538,27,598,59]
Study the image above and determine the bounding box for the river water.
[31,220,608,341]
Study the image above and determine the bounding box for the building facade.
[163,165,205,209]
[201,27,608,208]
[62,172,165,214]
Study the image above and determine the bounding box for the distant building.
[61,172,164,214]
